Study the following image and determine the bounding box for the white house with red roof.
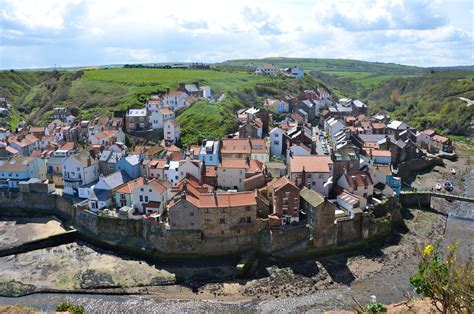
[163,91,187,110]
[151,108,175,130]
[130,177,172,214]
[337,171,374,208]
[164,119,181,144]
[288,155,333,196]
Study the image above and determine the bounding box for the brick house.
[267,176,300,226]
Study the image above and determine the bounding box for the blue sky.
[0,0,472,69]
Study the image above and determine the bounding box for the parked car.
[444,180,453,191]
[435,183,442,191]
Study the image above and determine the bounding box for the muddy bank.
[0,216,66,250]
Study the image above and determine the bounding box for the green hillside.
[365,71,474,136]
[1,60,472,143]
[0,68,273,128]
[218,57,426,92]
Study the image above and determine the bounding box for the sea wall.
[0,191,75,220]
[0,191,398,259]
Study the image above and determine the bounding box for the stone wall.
[0,191,74,221]
[396,157,444,180]
[0,191,398,259]
[399,192,432,208]
[269,225,310,252]
[336,214,363,245]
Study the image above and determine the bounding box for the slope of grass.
[176,101,236,145]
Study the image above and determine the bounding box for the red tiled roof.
[270,176,298,193]
[166,91,185,97]
[289,155,333,173]
[158,108,174,115]
[423,129,436,137]
[371,122,386,129]
[115,177,144,194]
[218,158,263,173]
[192,191,257,208]
[344,171,373,190]
[432,134,449,143]
[221,138,251,154]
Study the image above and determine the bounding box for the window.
[141,188,144,192]
[209,156,213,161]
[239,217,246,224]
[145,196,148,202]
[219,218,226,224]
[139,195,143,202]
[221,208,227,213]
[273,141,279,145]
[246,206,251,212]
[246,217,252,223]
[205,208,209,213]
[149,189,152,192]
[190,212,194,216]
[283,198,289,206]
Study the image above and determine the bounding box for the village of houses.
[0,64,455,247]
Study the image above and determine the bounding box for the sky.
[0,0,473,69]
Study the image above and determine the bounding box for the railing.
[400,191,474,203]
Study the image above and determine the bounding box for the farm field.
[83,68,270,94]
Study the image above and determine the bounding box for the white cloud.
[312,0,447,31]
[0,0,472,68]
[1,0,81,30]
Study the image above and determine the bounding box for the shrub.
[410,243,473,313]
[363,301,387,313]
[56,301,85,314]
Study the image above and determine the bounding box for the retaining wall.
[399,193,432,208]
[0,191,399,259]
[396,157,444,180]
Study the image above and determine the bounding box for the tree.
[410,243,473,313]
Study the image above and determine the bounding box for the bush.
[56,301,85,314]
[363,301,387,313]
[410,243,473,313]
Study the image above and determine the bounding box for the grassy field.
[83,68,270,94]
